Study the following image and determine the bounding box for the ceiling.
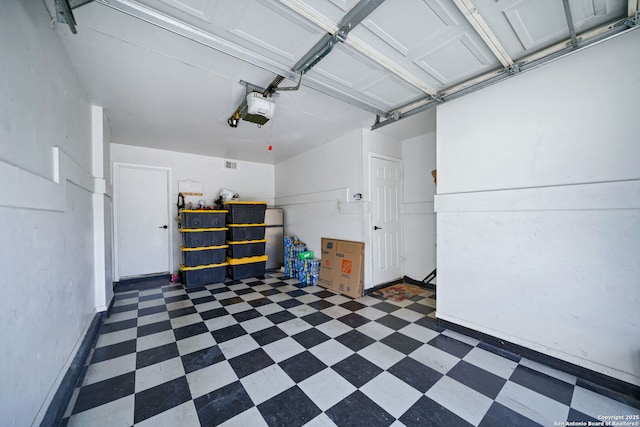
[46,0,636,164]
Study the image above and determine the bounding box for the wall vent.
[224,160,238,170]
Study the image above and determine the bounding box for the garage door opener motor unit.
[235,92,275,126]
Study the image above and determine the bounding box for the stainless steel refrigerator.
[264,208,284,270]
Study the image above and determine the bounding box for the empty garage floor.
[60,273,639,426]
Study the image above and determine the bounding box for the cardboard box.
[320,238,338,288]
[319,238,364,298]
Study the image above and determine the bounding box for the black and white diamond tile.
[60,273,640,426]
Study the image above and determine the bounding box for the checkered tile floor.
[60,273,639,426]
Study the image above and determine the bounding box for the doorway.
[113,163,172,280]
[370,155,402,285]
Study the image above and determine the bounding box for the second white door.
[370,156,402,285]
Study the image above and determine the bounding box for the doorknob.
[159,225,168,229]
[374,225,382,230]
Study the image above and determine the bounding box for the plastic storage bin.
[226,240,267,259]
[227,255,268,280]
[227,223,267,241]
[181,245,228,267]
[181,210,227,228]
[180,262,228,288]
[224,201,267,224]
[180,228,228,248]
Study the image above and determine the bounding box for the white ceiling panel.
[569,0,628,31]
[227,0,324,64]
[307,44,381,89]
[133,0,327,68]
[359,74,424,108]
[471,0,629,60]
[327,0,357,12]
[415,33,495,86]
[351,0,502,94]
[503,0,569,50]
[363,0,451,56]
[305,41,427,110]
[157,0,212,22]
[468,0,539,58]
[271,0,353,28]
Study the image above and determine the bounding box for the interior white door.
[371,156,402,285]
[114,164,171,279]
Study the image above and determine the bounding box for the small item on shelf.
[219,188,239,202]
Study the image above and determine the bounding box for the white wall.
[276,127,437,289]
[275,129,367,276]
[402,131,437,280]
[110,143,275,273]
[276,128,431,289]
[0,1,97,425]
[436,29,640,386]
